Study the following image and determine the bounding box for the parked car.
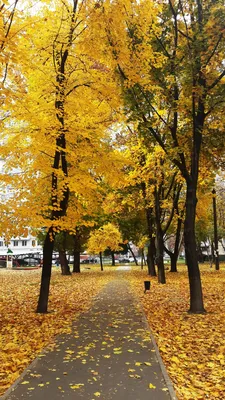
[80,257,98,264]
[0,259,6,268]
[23,257,41,266]
[15,259,29,266]
[119,257,130,263]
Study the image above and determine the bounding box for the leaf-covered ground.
[125,264,225,400]
[0,264,224,399]
[0,268,114,395]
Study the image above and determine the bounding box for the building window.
[0,241,3,247]
[13,240,18,246]
[32,240,36,247]
[22,240,27,246]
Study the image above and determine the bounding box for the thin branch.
[177,28,193,42]
[207,69,225,92]
[66,82,91,97]
[2,0,19,46]
[40,151,54,159]
[153,33,171,58]
[205,99,225,117]
[2,62,8,84]
[205,33,223,67]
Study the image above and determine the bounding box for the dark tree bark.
[111,251,115,266]
[73,233,81,273]
[59,231,71,275]
[164,214,183,273]
[100,252,103,271]
[141,182,157,275]
[73,250,80,273]
[170,253,178,273]
[147,238,156,276]
[127,243,138,265]
[59,250,71,275]
[184,182,205,313]
[37,227,55,313]
[146,208,157,276]
[154,186,166,284]
[141,248,144,269]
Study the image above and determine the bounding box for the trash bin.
[144,280,151,293]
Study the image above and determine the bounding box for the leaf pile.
[126,264,225,400]
[0,268,114,395]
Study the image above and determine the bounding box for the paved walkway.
[2,279,177,400]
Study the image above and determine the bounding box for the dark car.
[23,257,41,266]
[0,259,6,268]
[15,259,29,266]
[80,258,98,264]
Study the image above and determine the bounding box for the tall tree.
[87,223,122,271]
[89,0,225,312]
[1,0,123,312]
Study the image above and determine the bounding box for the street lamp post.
[212,189,219,271]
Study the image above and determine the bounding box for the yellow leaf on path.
[144,362,152,366]
[21,381,29,385]
[94,392,101,397]
[70,384,84,389]
[149,383,156,389]
[38,383,44,387]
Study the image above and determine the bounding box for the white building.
[0,232,42,257]
[0,158,42,257]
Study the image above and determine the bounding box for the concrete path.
[2,279,177,400]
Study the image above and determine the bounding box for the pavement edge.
[0,355,40,400]
[134,292,178,400]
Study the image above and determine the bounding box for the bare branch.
[207,69,225,92]
[66,82,91,97]
[204,33,223,67]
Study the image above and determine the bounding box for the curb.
[0,356,40,400]
[133,291,178,400]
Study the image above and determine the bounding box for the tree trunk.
[141,248,144,270]
[143,250,146,265]
[147,239,157,276]
[128,243,138,265]
[145,207,157,276]
[184,183,205,313]
[100,252,103,271]
[155,233,166,284]
[111,251,115,266]
[59,250,71,275]
[73,250,80,273]
[154,186,166,284]
[36,227,55,313]
[170,253,178,272]
[72,233,81,273]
